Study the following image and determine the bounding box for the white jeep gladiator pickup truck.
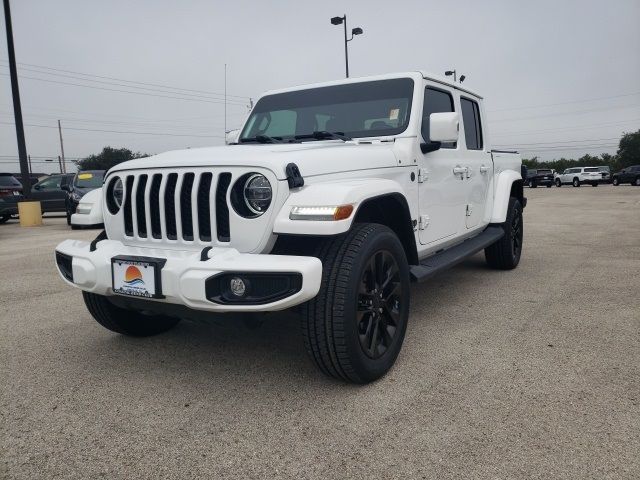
[55,72,525,383]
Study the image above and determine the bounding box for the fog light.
[229,277,246,297]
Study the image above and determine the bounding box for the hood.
[108,141,399,180]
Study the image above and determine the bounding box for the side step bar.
[410,226,504,283]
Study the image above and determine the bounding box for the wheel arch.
[490,170,523,223]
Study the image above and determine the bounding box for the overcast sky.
[1,0,639,173]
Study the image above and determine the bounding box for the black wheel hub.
[356,250,403,359]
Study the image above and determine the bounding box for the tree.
[75,147,149,171]
[616,130,640,169]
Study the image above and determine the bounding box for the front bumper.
[54,238,322,312]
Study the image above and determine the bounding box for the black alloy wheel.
[356,250,404,360]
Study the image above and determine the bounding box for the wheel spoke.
[368,317,380,355]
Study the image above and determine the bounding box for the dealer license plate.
[111,256,165,298]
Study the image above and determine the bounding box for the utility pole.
[224,63,227,134]
[58,119,66,173]
[3,0,31,197]
[58,155,62,173]
[28,154,31,173]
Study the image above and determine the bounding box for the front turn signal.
[289,204,354,221]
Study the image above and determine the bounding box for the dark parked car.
[63,170,105,225]
[612,165,640,186]
[30,174,75,213]
[526,168,554,188]
[0,173,23,223]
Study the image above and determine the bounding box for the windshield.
[74,171,104,188]
[240,78,414,142]
[0,175,21,187]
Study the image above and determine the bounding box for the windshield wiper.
[239,134,282,144]
[295,131,352,142]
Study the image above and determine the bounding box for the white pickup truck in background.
[55,71,525,383]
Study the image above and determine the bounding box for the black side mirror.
[420,141,441,154]
[33,184,41,190]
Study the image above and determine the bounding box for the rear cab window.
[460,97,483,150]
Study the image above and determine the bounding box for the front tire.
[0,214,11,224]
[302,223,410,383]
[573,178,581,187]
[82,291,181,336]
[591,183,598,187]
[485,197,523,270]
[612,177,619,186]
[635,177,640,186]
[555,179,562,187]
[528,180,536,188]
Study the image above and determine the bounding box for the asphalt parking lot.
[1,186,639,479]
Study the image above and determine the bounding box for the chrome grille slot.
[135,174,148,238]
[123,175,134,237]
[164,173,178,240]
[149,174,162,239]
[197,172,213,241]
[180,173,195,241]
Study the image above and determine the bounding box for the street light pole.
[331,15,363,79]
[2,0,31,197]
[342,16,349,78]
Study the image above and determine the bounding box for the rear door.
[459,96,491,229]
[418,84,466,245]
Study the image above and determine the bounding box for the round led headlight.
[243,174,272,215]
[106,176,123,214]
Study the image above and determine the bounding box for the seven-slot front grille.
[119,170,231,243]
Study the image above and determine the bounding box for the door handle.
[480,165,489,174]
[453,166,467,176]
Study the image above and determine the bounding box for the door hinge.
[418,215,430,230]
[418,168,429,183]
[465,204,473,216]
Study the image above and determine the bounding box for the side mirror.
[225,129,240,145]
[430,112,459,143]
[33,184,41,190]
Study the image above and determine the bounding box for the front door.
[32,176,65,212]
[418,85,466,245]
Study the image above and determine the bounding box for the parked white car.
[554,167,604,187]
[70,187,104,229]
[55,71,525,383]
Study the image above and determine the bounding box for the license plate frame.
[111,255,166,299]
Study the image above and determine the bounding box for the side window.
[422,87,456,148]
[461,97,483,150]
[36,177,61,190]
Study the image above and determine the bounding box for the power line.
[0,59,249,100]
[491,118,640,137]
[0,72,248,106]
[0,64,248,104]
[0,120,223,138]
[488,92,640,113]
[489,104,640,123]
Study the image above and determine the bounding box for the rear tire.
[302,223,410,383]
[635,177,640,186]
[612,177,619,186]
[546,184,552,188]
[0,214,10,224]
[82,291,181,336]
[591,183,598,187]
[485,197,523,270]
[528,180,537,188]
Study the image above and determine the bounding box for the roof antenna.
[459,75,466,83]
